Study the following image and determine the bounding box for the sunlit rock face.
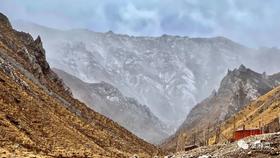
[14,21,280,130]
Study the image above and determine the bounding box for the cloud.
[0,0,280,47]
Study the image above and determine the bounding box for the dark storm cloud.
[0,0,280,47]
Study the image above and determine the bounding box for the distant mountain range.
[54,68,170,144]
[13,20,280,131]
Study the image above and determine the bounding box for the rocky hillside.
[169,72,280,158]
[14,21,272,129]
[54,68,170,144]
[162,65,280,151]
[211,84,280,144]
[0,12,162,157]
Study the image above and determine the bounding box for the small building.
[233,128,263,141]
[184,144,199,151]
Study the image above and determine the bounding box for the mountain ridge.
[12,19,249,42]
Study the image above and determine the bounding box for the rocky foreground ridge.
[0,12,162,157]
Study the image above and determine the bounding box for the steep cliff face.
[0,12,162,157]
[162,65,280,151]
[54,68,171,144]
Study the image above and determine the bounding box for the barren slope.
[0,12,161,157]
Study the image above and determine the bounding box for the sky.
[1,0,280,47]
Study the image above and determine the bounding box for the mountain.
[53,68,170,144]
[0,12,162,157]
[162,65,280,151]
[14,21,280,129]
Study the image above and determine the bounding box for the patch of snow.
[237,140,249,149]
[106,96,120,102]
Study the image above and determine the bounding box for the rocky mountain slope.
[53,68,170,144]
[162,65,280,151]
[211,84,280,144]
[15,20,279,129]
[0,12,162,157]
[168,83,280,157]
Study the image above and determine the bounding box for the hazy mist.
[1,0,280,47]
